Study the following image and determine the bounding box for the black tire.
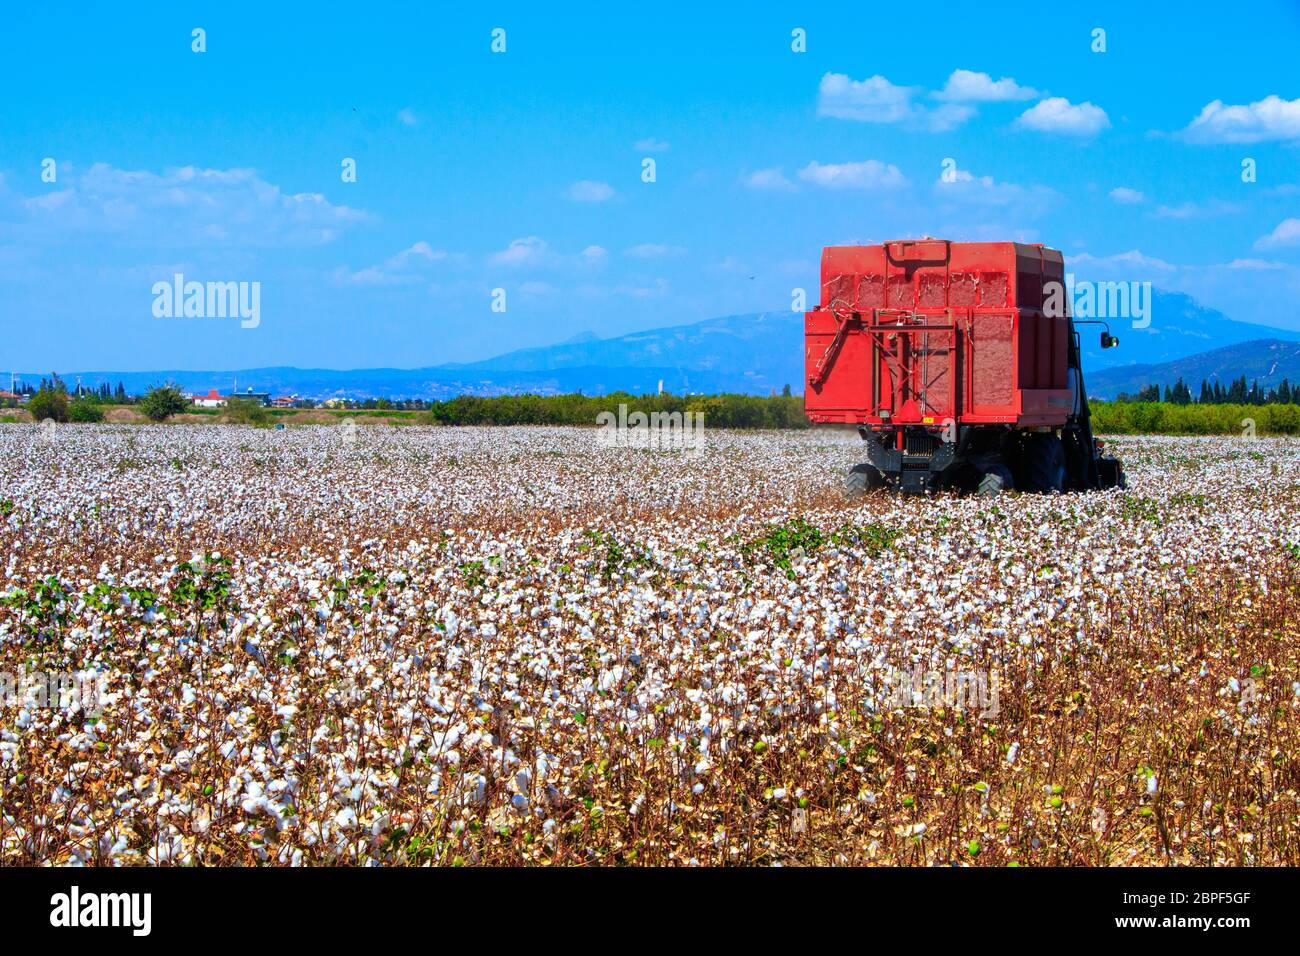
[1022,433,1067,493]
[1097,456,1126,490]
[846,463,886,496]
[978,463,1013,497]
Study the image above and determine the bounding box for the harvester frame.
[804,239,1126,496]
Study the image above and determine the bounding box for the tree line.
[1116,376,1295,405]
[12,378,1299,435]
[1089,400,1299,435]
[14,381,811,430]
[415,390,809,429]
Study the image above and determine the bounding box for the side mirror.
[1101,332,1119,349]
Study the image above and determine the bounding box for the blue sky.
[2,1,1299,372]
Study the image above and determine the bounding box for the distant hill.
[1086,339,1300,400]
[19,291,1300,400]
[442,311,804,382]
[1079,290,1300,372]
[24,312,807,400]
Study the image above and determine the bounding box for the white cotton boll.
[334,806,358,829]
[239,790,266,816]
[467,774,487,805]
[1005,743,1019,766]
[1147,774,1158,795]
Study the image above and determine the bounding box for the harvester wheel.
[978,464,1013,497]
[1023,433,1067,493]
[846,463,885,497]
[1097,456,1127,490]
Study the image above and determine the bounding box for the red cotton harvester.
[804,239,1126,495]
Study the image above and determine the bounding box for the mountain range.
[17,290,1300,401]
[1085,339,1300,399]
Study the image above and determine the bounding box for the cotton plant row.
[0,424,1297,866]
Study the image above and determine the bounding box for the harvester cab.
[803,239,1126,496]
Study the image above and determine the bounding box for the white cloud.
[9,163,366,247]
[491,236,549,267]
[488,237,609,270]
[1014,98,1110,137]
[1182,95,1300,143]
[1151,200,1242,220]
[634,138,670,152]
[624,243,686,258]
[742,168,797,192]
[934,69,1039,102]
[818,73,914,122]
[1226,258,1289,270]
[1254,218,1300,250]
[1109,187,1145,205]
[1066,250,1176,272]
[565,180,615,203]
[334,241,448,286]
[817,73,974,131]
[798,160,906,191]
[918,104,974,132]
[713,256,752,276]
[934,167,1055,207]
[397,107,419,127]
[390,241,442,265]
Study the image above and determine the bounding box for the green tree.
[138,385,190,422]
[28,385,69,422]
[223,398,270,426]
[67,396,105,422]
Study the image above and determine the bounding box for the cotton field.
[1,423,1298,866]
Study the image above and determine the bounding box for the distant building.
[271,396,297,408]
[229,388,272,407]
[191,389,227,408]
